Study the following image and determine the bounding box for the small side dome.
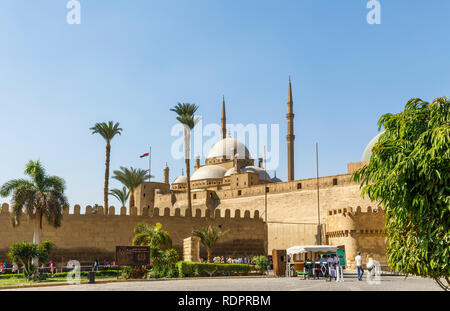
[362,132,384,162]
[224,167,237,177]
[191,165,227,181]
[241,166,271,181]
[173,175,187,184]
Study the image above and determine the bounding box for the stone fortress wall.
[150,161,386,261]
[0,203,266,266]
[325,206,386,263]
[0,161,386,266]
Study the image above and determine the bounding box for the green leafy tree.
[353,97,450,290]
[0,160,68,248]
[132,222,172,250]
[170,103,200,214]
[90,121,123,214]
[253,255,269,274]
[109,186,129,208]
[8,240,55,281]
[112,167,151,212]
[192,225,227,263]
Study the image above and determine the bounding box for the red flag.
[140,153,150,158]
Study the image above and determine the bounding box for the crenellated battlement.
[325,205,385,236]
[0,203,262,221]
[325,205,386,263]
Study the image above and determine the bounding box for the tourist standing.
[327,255,335,280]
[93,259,99,272]
[366,254,374,279]
[12,262,18,274]
[355,251,364,280]
[50,261,54,275]
[334,254,344,282]
[0,262,4,274]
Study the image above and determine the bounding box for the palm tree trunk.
[129,192,135,214]
[184,128,192,214]
[185,158,192,213]
[32,210,41,266]
[104,143,111,215]
[207,249,212,263]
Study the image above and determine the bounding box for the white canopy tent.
[286,245,338,255]
[286,245,338,277]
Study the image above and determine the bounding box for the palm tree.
[192,225,226,263]
[0,160,68,249]
[112,166,151,212]
[109,186,129,208]
[90,121,123,215]
[132,222,172,250]
[170,103,200,214]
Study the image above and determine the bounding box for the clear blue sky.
[0,0,448,210]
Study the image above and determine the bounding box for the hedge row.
[175,262,256,277]
[0,270,120,280]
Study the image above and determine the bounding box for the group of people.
[0,260,56,275]
[302,253,344,282]
[0,261,20,274]
[211,256,254,264]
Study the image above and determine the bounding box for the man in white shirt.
[355,251,364,281]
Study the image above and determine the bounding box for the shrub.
[7,240,55,281]
[175,262,255,278]
[121,266,148,279]
[253,256,269,273]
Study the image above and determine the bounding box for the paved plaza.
[2,274,441,291]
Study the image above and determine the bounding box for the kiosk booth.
[286,245,339,278]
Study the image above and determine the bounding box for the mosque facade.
[133,80,387,264]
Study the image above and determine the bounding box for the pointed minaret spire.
[221,96,227,139]
[286,77,295,181]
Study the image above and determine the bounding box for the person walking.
[0,262,4,274]
[12,262,18,274]
[366,254,374,280]
[334,254,344,282]
[328,254,336,280]
[93,259,99,272]
[355,251,364,281]
[50,261,54,276]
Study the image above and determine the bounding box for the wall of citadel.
[0,203,266,265]
[325,206,386,263]
[154,173,377,252]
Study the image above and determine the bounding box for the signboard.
[336,249,346,266]
[115,246,150,266]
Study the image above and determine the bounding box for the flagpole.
[316,142,321,245]
[149,146,152,182]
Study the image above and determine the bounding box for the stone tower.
[286,77,295,181]
[221,96,227,139]
[163,163,169,184]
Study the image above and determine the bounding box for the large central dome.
[207,138,251,159]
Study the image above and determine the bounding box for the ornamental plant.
[353,97,449,291]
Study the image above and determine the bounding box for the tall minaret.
[286,77,295,181]
[221,96,227,139]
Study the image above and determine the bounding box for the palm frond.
[90,121,123,143]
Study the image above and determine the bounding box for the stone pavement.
[2,274,441,291]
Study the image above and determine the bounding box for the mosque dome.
[191,165,227,181]
[224,167,237,177]
[271,172,282,183]
[362,132,384,162]
[241,166,271,182]
[173,175,187,184]
[207,138,251,159]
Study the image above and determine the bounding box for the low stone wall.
[0,204,266,266]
